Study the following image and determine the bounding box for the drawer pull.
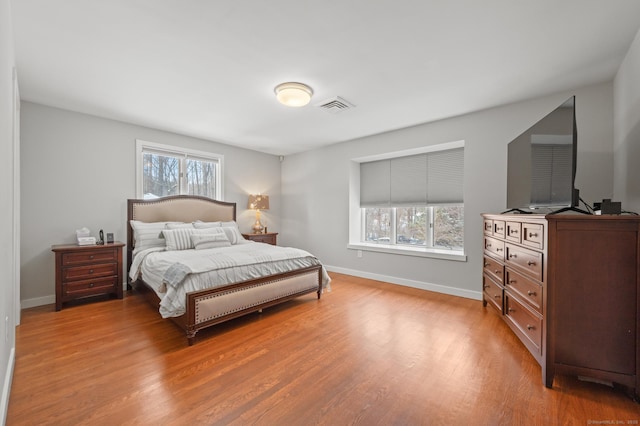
[509,253,517,258]
[526,324,535,331]
[496,227,503,231]
[483,285,490,290]
[527,290,536,296]
[496,248,503,252]
[494,294,501,299]
[89,269,94,274]
[89,255,94,260]
[508,307,514,313]
[527,261,536,266]
[484,262,489,267]
[509,279,516,284]
[528,232,538,238]
[486,243,492,248]
[89,283,94,288]
[494,270,501,274]
[511,230,518,234]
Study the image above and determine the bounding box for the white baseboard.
[1,347,15,426]
[325,265,482,301]
[21,295,54,309]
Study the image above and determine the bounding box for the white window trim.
[348,140,466,262]
[135,139,224,200]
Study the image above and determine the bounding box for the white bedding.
[130,242,331,318]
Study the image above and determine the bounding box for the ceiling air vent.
[316,96,355,114]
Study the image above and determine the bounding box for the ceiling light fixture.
[274,82,313,107]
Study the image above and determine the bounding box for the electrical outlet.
[357,250,363,258]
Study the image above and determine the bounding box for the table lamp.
[248,194,269,233]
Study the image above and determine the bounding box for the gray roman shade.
[360,147,464,207]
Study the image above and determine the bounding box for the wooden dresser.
[482,213,640,396]
[52,242,124,310]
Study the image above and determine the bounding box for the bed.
[127,195,330,345]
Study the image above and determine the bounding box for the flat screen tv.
[506,96,578,212]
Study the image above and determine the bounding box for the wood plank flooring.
[7,273,640,425]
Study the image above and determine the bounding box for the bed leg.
[187,330,197,346]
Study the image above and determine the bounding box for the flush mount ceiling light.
[274,82,313,107]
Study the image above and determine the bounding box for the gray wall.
[280,82,614,298]
[1,0,18,420]
[614,28,640,212]
[20,102,281,306]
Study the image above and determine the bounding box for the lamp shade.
[248,194,269,210]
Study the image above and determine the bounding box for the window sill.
[347,243,467,262]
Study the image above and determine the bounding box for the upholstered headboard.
[126,195,237,276]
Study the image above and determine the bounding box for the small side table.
[51,242,125,310]
[242,232,278,245]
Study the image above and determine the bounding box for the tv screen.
[506,97,577,211]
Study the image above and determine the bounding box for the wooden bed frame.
[127,195,323,345]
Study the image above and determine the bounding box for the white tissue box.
[77,237,96,246]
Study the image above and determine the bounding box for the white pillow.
[163,227,225,251]
[193,221,222,229]
[130,220,170,253]
[165,222,194,230]
[220,221,245,244]
[191,232,232,250]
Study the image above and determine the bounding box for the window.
[136,140,223,200]
[350,141,465,260]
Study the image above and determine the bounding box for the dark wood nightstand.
[242,232,278,245]
[52,242,125,310]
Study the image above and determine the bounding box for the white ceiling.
[11,1,640,156]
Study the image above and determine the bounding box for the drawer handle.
[89,283,94,288]
[526,324,535,331]
[527,261,536,266]
[509,253,517,258]
[484,262,489,267]
[494,270,501,274]
[486,243,492,248]
[508,307,514,313]
[528,232,538,238]
[511,230,518,234]
[483,285,490,290]
[508,279,516,284]
[89,269,94,274]
[494,294,501,299]
[527,290,536,296]
[496,227,503,231]
[496,248,503,252]
[89,255,95,260]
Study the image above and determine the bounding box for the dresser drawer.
[505,293,542,355]
[62,248,119,266]
[505,243,542,281]
[505,268,543,313]
[483,274,503,313]
[492,220,506,238]
[63,263,118,281]
[484,237,505,260]
[522,223,544,250]
[63,276,118,297]
[483,219,493,235]
[483,256,504,284]
[506,221,521,243]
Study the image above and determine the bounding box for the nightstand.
[52,242,125,310]
[242,232,278,245]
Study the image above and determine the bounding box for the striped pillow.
[191,232,231,250]
[162,227,225,251]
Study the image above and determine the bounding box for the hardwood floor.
[7,273,640,425]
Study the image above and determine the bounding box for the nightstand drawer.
[62,248,118,266]
[63,276,118,297]
[242,233,278,245]
[63,263,118,281]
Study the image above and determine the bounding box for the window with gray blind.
[360,147,464,207]
[531,141,572,206]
